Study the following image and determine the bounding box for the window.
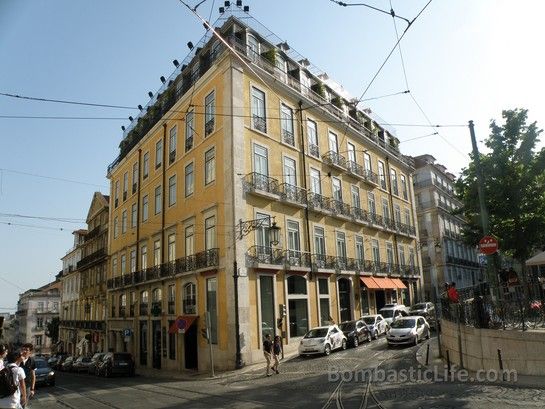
[114,181,119,208]
[310,168,321,194]
[351,185,360,209]
[336,232,347,261]
[347,142,356,163]
[251,87,266,132]
[307,119,319,157]
[142,195,148,221]
[283,157,296,186]
[386,243,394,270]
[390,169,399,196]
[287,275,308,337]
[156,139,163,169]
[123,172,128,201]
[205,216,216,250]
[372,239,380,263]
[120,254,126,275]
[287,221,301,261]
[154,185,162,214]
[378,161,386,189]
[183,282,196,314]
[168,285,175,315]
[382,198,390,221]
[185,163,194,197]
[205,91,215,136]
[36,335,43,346]
[404,208,411,227]
[113,216,119,238]
[206,278,218,344]
[143,152,149,178]
[332,178,342,201]
[400,174,408,200]
[355,236,365,265]
[154,240,161,266]
[130,249,136,273]
[328,131,338,153]
[364,152,372,174]
[318,278,330,326]
[36,318,43,329]
[169,126,177,164]
[140,290,149,315]
[253,143,268,176]
[314,227,326,258]
[259,275,275,340]
[121,210,127,233]
[119,294,127,317]
[182,112,193,154]
[168,234,176,262]
[280,104,294,145]
[204,148,215,185]
[132,162,138,193]
[141,245,147,270]
[112,257,118,276]
[185,225,194,256]
[255,213,271,249]
[247,33,260,61]
[129,292,136,317]
[168,175,176,206]
[398,245,406,266]
[131,203,137,228]
[368,192,376,215]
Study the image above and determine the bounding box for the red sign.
[479,236,498,255]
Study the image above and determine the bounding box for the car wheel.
[353,337,359,348]
[324,344,331,356]
[341,339,347,350]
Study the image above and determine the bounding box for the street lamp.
[233,215,280,369]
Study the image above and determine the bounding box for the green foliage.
[456,109,545,264]
[261,49,276,65]
[311,82,326,98]
[45,317,60,343]
[331,96,344,109]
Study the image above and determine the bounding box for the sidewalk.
[416,338,545,389]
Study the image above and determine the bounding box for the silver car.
[298,325,347,356]
[387,316,430,346]
[360,314,389,339]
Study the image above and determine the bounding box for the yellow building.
[106,15,422,372]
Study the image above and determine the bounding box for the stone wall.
[441,319,545,376]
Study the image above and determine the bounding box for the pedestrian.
[263,334,272,377]
[272,336,282,374]
[0,350,26,409]
[0,345,7,371]
[19,344,35,408]
[448,282,460,303]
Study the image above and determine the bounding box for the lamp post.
[233,216,280,369]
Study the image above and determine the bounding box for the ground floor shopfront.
[58,323,106,356]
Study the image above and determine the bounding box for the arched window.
[183,282,196,314]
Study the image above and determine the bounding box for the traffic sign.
[479,236,498,255]
[123,328,132,337]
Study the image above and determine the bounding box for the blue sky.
[1,0,543,312]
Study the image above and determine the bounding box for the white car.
[378,304,409,325]
[387,316,430,346]
[360,314,389,339]
[299,325,347,356]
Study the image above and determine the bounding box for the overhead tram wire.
[0,168,108,188]
[0,92,136,110]
[398,132,438,144]
[329,0,410,24]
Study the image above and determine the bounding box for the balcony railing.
[243,172,279,196]
[282,129,295,146]
[59,320,105,331]
[307,192,331,212]
[84,226,101,242]
[308,143,319,158]
[322,151,346,169]
[352,207,370,224]
[329,199,351,218]
[363,169,379,185]
[383,216,396,230]
[284,250,312,268]
[253,115,267,133]
[195,248,219,270]
[246,245,284,266]
[77,248,106,270]
[205,118,215,136]
[369,212,384,225]
[280,183,307,206]
[140,303,149,316]
[312,254,337,270]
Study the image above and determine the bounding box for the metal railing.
[253,115,267,133]
[279,183,307,206]
[322,151,346,169]
[243,172,279,195]
[246,245,285,266]
[308,143,320,158]
[282,129,295,146]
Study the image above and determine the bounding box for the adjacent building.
[106,14,422,372]
[413,154,482,300]
[15,280,61,354]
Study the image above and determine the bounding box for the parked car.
[60,356,74,372]
[48,353,66,370]
[72,356,93,373]
[387,316,430,347]
[299,325,347,357]
[379,305,409,325]
[339,320,372,347]
[360,314,389,339]
[409,302,436,327]
[97,352,135,377]
[34,358,55,387]
[88,352,105,375]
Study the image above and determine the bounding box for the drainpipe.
[385,156,400,302]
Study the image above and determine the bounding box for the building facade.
[59,229,86,355]
[106,15,422,372]
[16,281,61,354]
[413,154,482,300]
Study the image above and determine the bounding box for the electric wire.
[0,168,108,188]
[329,0,410,24]
[0,92,135,110]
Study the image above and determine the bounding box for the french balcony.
[362,169,379,186]
[160,261,176,278]
[279,183,307,208]
[307,192,331,213]
[345,160,365,180]
[329,199,352,219]
[253,115,267,133]
[308,143,320,158]
[175,254,196,274]
[145,266,161,281]
[322,151,346,170]
[352,206,370,225]
[205,118,215,136]
[312,254,338,270]
[284,250,312,269]
[243,172,280,199]
[123,273,133,286]
[77,248,106,270]
[368,212,384,226]
[246,245,284,268]
[195,248,219,270]
[363,260,381,275]
[282,129,295,146]
[383,216,396,231]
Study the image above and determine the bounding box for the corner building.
[106,15,422,372]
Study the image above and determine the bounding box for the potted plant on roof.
[311,81,326,99]
[261,48,276,65]
[331,96,344,109]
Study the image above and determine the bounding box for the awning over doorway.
[168,315,198,334]
[390,278,407,289]
[361,277,405,290]
[360,277,381,289]
[526,251,545,266]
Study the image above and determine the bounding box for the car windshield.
[362,317,375,325]
[339,322,355,331]
[390,319,416,329]
[35,360,49,369]
[411,303,427,310]
[305,328,328,338]
[380,310,393,318]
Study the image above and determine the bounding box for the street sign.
[479,236,498,255]
[123,328,132,337]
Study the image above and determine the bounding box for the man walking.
[0,350,26,409]
[19,344,35,408]
[263,334,272,377]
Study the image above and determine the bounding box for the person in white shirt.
[0,350,26,409]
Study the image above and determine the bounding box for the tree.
[456,109,545,279]
[45,317,60,344]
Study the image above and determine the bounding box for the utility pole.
[468,120,498,293]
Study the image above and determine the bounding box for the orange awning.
[168,315,198,334]
[391,278,407,289]
[360,277,380,289]
[371,277,398,289]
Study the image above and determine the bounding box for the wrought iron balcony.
[346,160,366,180]
[246,245,284,266]
[363,169,379,185]
[185,136,194,152]
[308,143,319,158]
[279,183,307,206]
[284,250,312,268]
[322,151,346,169]
[282,129,295,146]
[205,118,215,136]
[139,303,149,316]
[351,206,370,224]
[369,212,384,226]
[333,256,349,271]
[243,172,280,196]
[329,199,351,218]
[195,248,219,270]
[84,225,102,242]
[77,248,106,270]
[383,216,396,230]
[307,192,331,212]
[312,254,338,270]
[175,254,196,273]
[123,274,133,286]
[253,115,267,133]
[145,266,160,281]
[364,260,381,274]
